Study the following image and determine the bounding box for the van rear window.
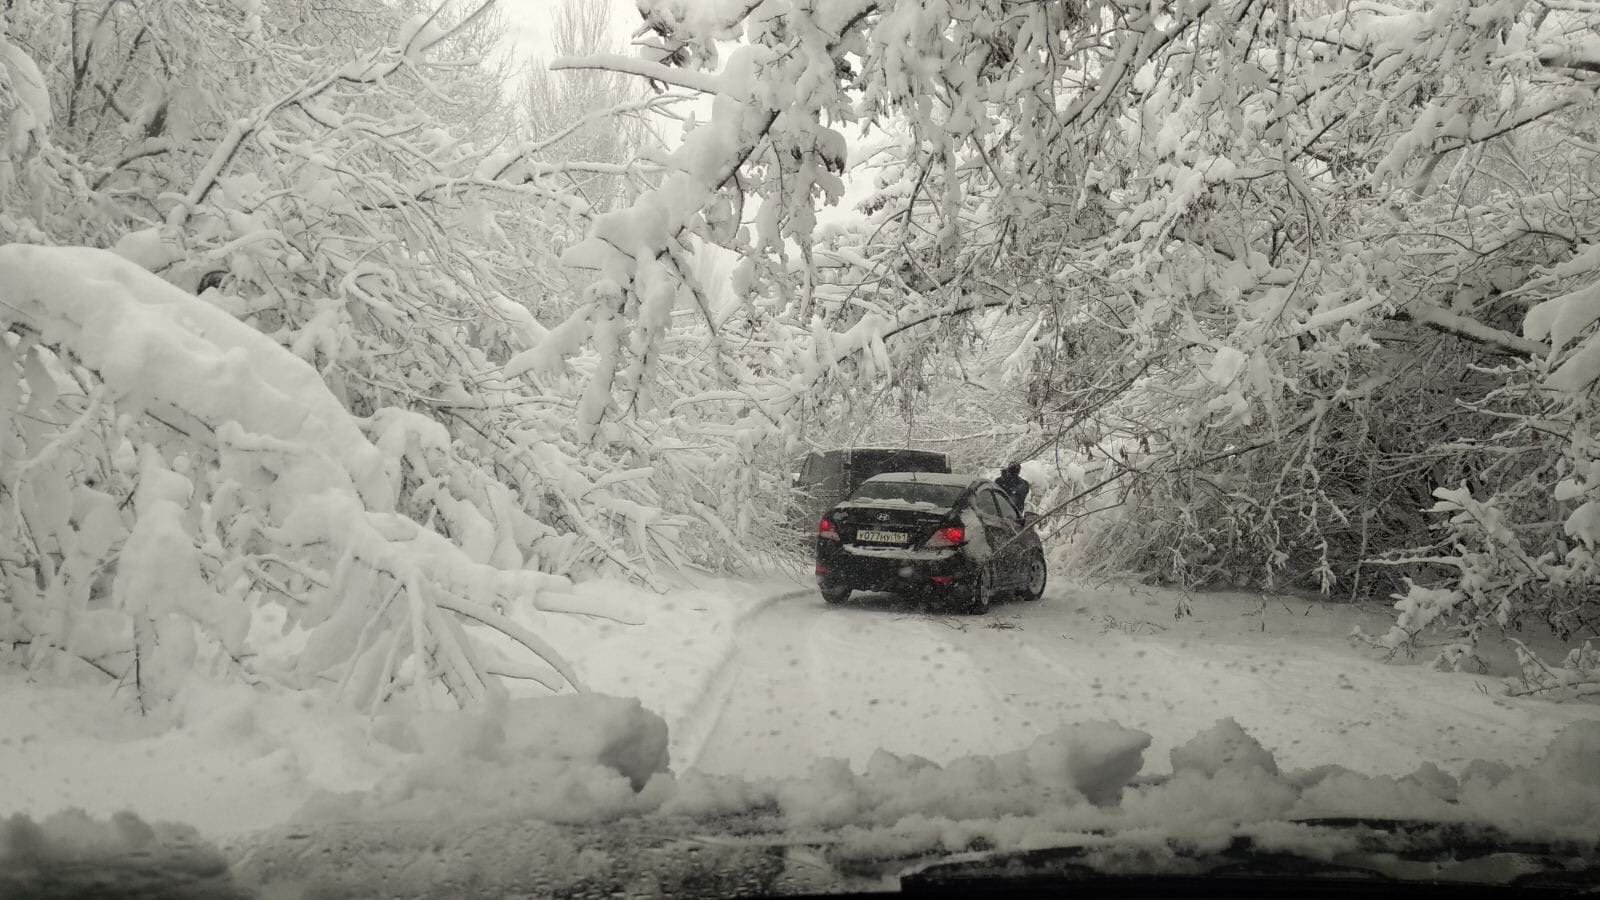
[851,452,949,482]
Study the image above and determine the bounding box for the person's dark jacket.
[996,471,1029,513]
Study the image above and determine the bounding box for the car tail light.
[930,575,956,585]
[925,525,965,548]
[818,518,840,541]
[816,564,830,575]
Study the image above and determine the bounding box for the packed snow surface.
[5,576,1600,879]
[689,580,1600,785]
[0,577,782,835]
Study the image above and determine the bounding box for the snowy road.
[685,580,1600,780]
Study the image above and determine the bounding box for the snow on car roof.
[862,472,979,486]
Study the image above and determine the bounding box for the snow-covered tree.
[0,0,777,709]
[517,0,650,214]
[557,0,1600,693]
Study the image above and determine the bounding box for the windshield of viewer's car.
[7,0,1600,897]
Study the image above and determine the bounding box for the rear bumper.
[815,543,978,596]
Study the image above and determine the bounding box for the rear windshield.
[849,480,965,508]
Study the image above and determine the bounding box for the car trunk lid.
[829,502,953,548]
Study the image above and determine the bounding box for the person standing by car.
[996,463,1029,512]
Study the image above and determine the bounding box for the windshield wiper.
[900,819,1600,898]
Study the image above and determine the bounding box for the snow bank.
[379,693,669,791]
[8,689,1600,881]
[296,694,671,826]
[816,718,1600,860]
[501,695,670,790]
[0,578,774,836]
[243,716,1600,878]
[0,676,673,835]
[663,721,1152,828]
[1168,716,1279,777]
[0,675,402,836]
[274,717,1152,830]
[0,810,240,898]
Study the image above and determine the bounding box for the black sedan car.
[815,472,1047,613]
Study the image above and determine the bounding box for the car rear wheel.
[1019,550,1047,601]
[822,586,851,605]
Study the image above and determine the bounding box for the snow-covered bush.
[1369,255,1600,692]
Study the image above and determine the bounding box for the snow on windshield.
[10,705,1600,895]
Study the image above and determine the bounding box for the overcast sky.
[497,0,640,67]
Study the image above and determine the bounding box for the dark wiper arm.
[899,820,1600,898]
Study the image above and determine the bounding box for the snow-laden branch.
[167,0,497,228]
[542,1,878,434]
[1535,38,1600,75]
[0,244,393,505]
[0,244,630,707]
[1399,302,1551,359]
[339,0,499,81]
[548,53,723,94]
[476,90,690,184]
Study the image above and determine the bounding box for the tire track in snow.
[669,586,815,773]
[680,582,1600,782]
[687,595,1044,778]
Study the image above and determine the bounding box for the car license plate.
[857,529,909,544]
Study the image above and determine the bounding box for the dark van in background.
[791,448,950,530]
